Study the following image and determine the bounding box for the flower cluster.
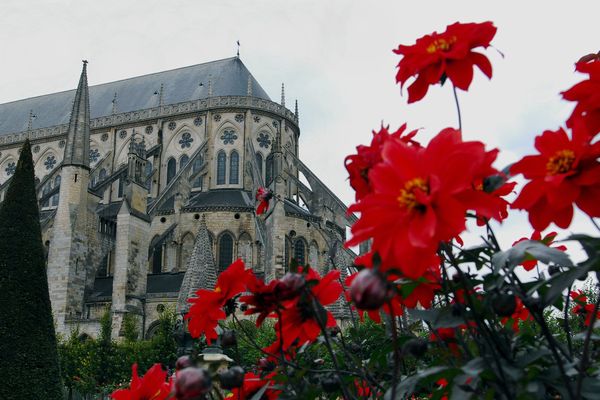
[185,260,342,352]
[570,290,600,327]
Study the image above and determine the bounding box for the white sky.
[1,0,599,253]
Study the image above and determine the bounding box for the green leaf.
[492,240,572,272]
[542,263,591,306]
[462,357,486,376]
[384,366,451,400]
[249,383,269,400]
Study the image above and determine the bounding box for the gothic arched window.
[166,158,176,185]
[265,154,274,186]
[145,161,153,191]
[294,238,307,266]
[218,233,234,272]
[180,154,189,170]
[51,175,61,206]
[216,151,226,185]
[229,151,239,184]
[99,168,107,181]
[192,155,203,188]
[255,153,263,179]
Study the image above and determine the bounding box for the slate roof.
[89,272,186,302]
[0,57,270,136]
[184,189,254,211]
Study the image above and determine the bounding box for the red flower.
[276,268,342,349]
[345,271,404,323]
[347,128,501,279]
[185,259,253,343]
[510,121,600,230]
[512,231,567,271]
[562,60,600,135]
[394,21,497,103]
[228,372,280,400]
[345,124,420,201]
[430,327,460,356]
[111,363,171,400]
[240,272,305,326]
[571,290,600,327]
[256,187,273,215]
[501,297,532,332]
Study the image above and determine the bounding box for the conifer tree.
[0,139,63,399]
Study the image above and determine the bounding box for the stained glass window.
[51,175,61,206]
[192,156,203,188]
[294,239,306,266]
[256,153,263,178]
[217,151,226,185]
[218,233,234,272]
[166,158,176,185]
[229,151,239,184]
[180,154,189,170]
[265,155,274,186]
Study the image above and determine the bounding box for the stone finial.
[280,83,285,107]
[158,83,165,107]
[176,215,218,314]
[27,109,36,132]
[63,60,90,169]
[112,92,118,115]
[247,75,253,96]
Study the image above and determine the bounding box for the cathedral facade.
[0,58,356,339]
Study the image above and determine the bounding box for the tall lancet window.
[166,158,176,185]
[192,155,203,189]
[265,154,274,186]
[218,233,234,272]
[255,153,263,180]
[216,151,226,185]
[229,151,239,184]
[294,238,307,266]
[180,154,189,170]
[51,175,61,206]
[145,161,153,192]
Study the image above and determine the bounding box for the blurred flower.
[255,187,273,215]
[512,231,567,271]
[111,364,171,400]
[562,59,600,135]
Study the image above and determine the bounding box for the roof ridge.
[0,57,243,107]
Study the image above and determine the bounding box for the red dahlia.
[562,59,600,136]
[347,128,501,279]
[185,259,252,343]
[111,363,171,400]
[511,121,600,230]
[394,21,496,103]
[345,124,419,201]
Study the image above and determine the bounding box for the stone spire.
[176,215,218,314]
[294,100,299,121]
[280,83,285,107]
[63,61,90,169]
[247,74,253,96]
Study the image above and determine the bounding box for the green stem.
[452,85,463,131]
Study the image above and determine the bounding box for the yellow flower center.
[426,36,457,54]
[546,149,576,175]
[397,178,429,211]
[215,286,222,293]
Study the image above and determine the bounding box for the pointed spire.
[247,74,253,96]
[294,99,299,121]
[158,83,165,107]
[111,92,118,115]
[280,83,285,107]
[208,75,213,97]
[176,215,218,313]
[63,60,90,169]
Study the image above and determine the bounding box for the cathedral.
[0,57,357,339]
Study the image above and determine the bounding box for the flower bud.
[277,273,306,300]
[548,265,561,276]
[175,367,212,400]
[350,269,388,310]
[493,294,517,317]
[218,366,245,390]
[320,375,340,393]
[175,355,194,371]
[402,338,428,358]
[257,357,275,372]
[220,330,237,348]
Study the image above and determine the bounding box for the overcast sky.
[1,0,599,252]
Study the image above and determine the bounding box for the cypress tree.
[0,139,63,399]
